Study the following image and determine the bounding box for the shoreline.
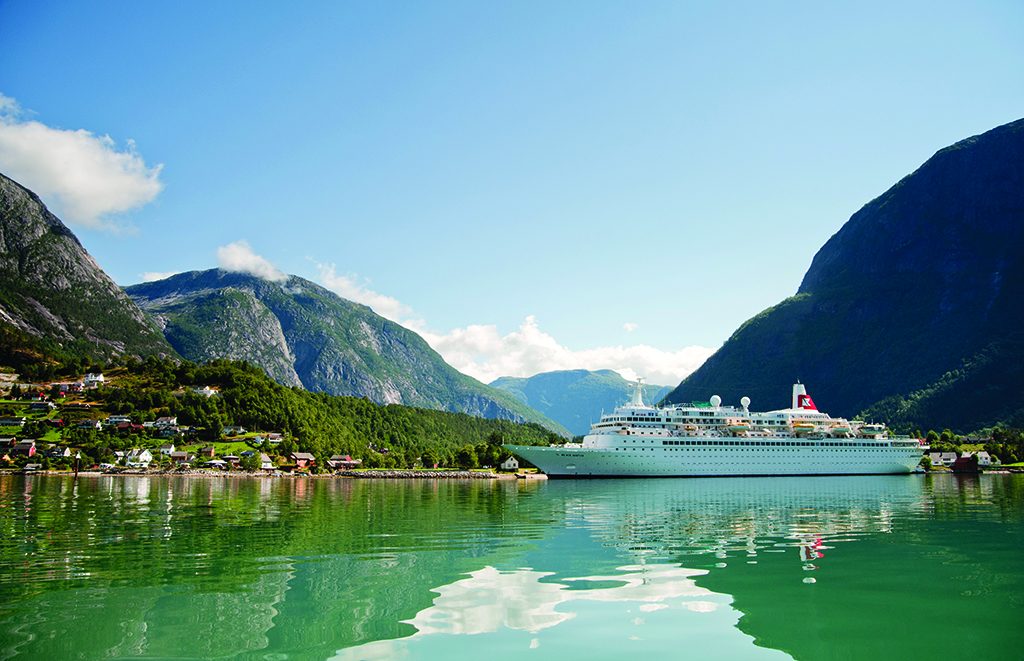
[0,468,539,480]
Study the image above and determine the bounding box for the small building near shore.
[500,456,519,472]
[291,452,315,470]
[11,440,36,457]
[327,454,362,470]
[126,448,153,468]
[169,451,192,466]
[260,453,275,471]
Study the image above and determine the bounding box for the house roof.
[291,452,315,460]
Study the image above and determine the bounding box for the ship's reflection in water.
[335,475,930,660]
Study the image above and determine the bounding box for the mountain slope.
[490,369,671,436]
[127,270,569,434]
[0,172,173,367]
[665,118,1024,432]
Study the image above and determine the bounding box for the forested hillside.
[61,358,560,468]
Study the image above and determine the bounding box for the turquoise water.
[0,474,1020,659]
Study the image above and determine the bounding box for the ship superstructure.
[506,382,926,477]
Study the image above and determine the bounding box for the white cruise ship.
[506,382,926,478]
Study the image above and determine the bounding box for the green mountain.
[127,270,569,435]
[0,172,173,369]
[665,118,1024,433]
[490,369,671,436]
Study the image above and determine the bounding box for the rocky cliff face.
[665,119,1024,432]
[491,369,671,436]
[0,173,173,365]
[128,270,568,434]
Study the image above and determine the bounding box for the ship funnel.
[792,383,807,409]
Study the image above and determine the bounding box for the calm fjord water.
[0,474,1020,660]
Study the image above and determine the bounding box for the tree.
[240,453,260,472]
[455,445,478,470]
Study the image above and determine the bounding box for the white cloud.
[316,262,414,323]
[417,315,714,387]
[0,92,163,230]
[623,322,639,333]
[311,267,714,387]
[216,241,287,282]
[140,271,179,282]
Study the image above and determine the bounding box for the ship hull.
[505,442,923,478]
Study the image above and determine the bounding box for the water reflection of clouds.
[331,563,742,660]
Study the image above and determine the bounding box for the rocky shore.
[4,468,524,480]
[336,469,505,479]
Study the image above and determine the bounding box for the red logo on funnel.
[798,394,817,410]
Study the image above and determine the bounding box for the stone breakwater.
[337,470,501,479]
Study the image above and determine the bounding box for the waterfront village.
[0,370,1017,478]
[0,372,524,477]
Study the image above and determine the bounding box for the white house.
[500,456,519,471]
[975,451,993,466]
[159,444,176,455]
[83,373,105,387]
[939,452,958,466]
[126,448,153,468]
[193,386,219,398]
[260,453,275,471]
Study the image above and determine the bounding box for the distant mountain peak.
[490,369,671,436]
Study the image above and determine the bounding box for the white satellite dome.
[741,396,751,409]
[710,395,722,407]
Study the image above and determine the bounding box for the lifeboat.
[859,424,886,436]
[829,426,851,436]
[728,423,750,434]
[792,422,816,434]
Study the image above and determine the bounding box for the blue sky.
[1,1,1022,385]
